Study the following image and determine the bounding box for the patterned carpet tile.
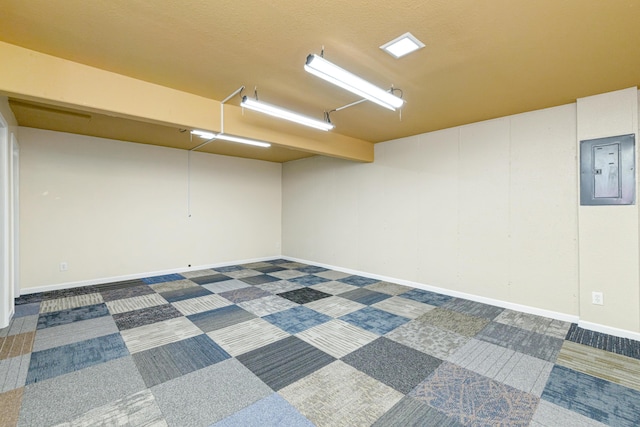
[417,307,490,337]
[219,286,272,303]
[399,288,454,306]
[267,269,309,280]
[279,360,402,427]
[179,269,216,278]
[33,316,118,352]
[448,339,553,396]
[112,304,183,331]
[441,298,505,320]
[41,286,99,300]
[202,279,251,294]
[159,286,212,303]
[338,275,380,287]
[151,359,271,427]
[542,365,640,427]
[296,319,378,359]
[207,318,290,357]
[119,317,202,354]
[105,293,168,315]
[212,393,315,427]
[312,270,351,281]
[531,400,609,427]
[190,273,232,285]
[276,262,308,269]
[39,293,104,313]
[495,309,571,339]
[339,307,409,335]
[309,280,359,295]
[240,262,274,269]
[133,334,230,387]
[339,288,391,305]
[56,389,167,427]
[239,274,281,286]
[289,275,330,287]
[171,293,232,316]
[140,273,185,285]
[278,287,331,304]
[237,336,335,391]
[303,295,366,318]
[212,265,246,273]
[264,306,332,334]
[411,362,539,426]
[15,293,44,305]
[253,265,287,274]
[556,340,640,391]
[0,316,38,338]
[26,333,128,384]
[372,296,435,319]
[0,331,34,360]
[565,323,640,360]
[99,284,156,302]
[93,279,146,293]
[477,321,565,362]
[221,269,263,279]
[187,305,256,333]
[386,321,470,360]
[296,265,328,274]
[35,303,108,331]
[0,354,30,393]
[256,280,304,294]
[149,279,199,293]
[372,396,463,427]
[364,281,413,296]
[0,387,23,427]
[342,337,443,394]
[238,295,299,317]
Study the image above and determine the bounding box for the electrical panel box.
[580,134,635,205]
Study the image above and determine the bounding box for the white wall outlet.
[59,262,68,272]
[592,291,604,305]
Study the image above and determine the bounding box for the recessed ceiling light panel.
[380,32,425,58]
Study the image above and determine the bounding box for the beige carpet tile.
[40,294,104,313]
[207,318,289,357]
[556,340,640,392]
[120,317,201,354]
[417,308,490,337]
[364,281,413,295]
[0,387,23,427]
[106,293,168,315]
[304,296,366,318]
[313,270,352,280]
[386,321,470,360]
[309,281,359,295]
[149,279,198,293]
[494,310,571,339]
[222,269,263,279]
[171,294,231,316]
[0,332,34,360]
[276,262,307,269]
[372,296,435,319]
[179,269,216,279]
[240,262,273,269]
[296,319,378,359]
[280,360,403,427]
[238,295,298,317]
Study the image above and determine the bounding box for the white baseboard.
[19,256,280,295]
[577,320,640,342]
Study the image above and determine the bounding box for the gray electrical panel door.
[580,134,635,205]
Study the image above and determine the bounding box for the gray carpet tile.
[417,307,490,337]
[531,400,609,427]
[190,273,232,285]
[112,304,183,331]
[149,279,199,293]
[386,320,470,359]
[565,323,640,359]
[187,305,256,333]
[1,315,38,337]
[218,286,272,303]
[477,321,565,362]
[339,288,392,305]
[99,284,156,302]
[207,318,290,357]
[151,358,272,427]
[239,274,281,286]
[0,353,30,393]
[495,309,572,339]
[256,280,304,294]
[277,287,331,304]
[211,393,315,427]
[18,356,146,427]
[40,294,104,313]
[238,295,299,317]
[159,286,212,303]
[296,319,378,359]
[253,265,287,274]
[441,298,505,320]
[372,296,435,319]
[93,279,147,292]
[171,294,232,316]
[372,396,464,427]
[202,279,251,294]
[119,317,202,354]
[267,269,309,280]
[105,293,168,315]
[237,336,335,391]
[364,281,413,296]
[36,303,109,330]
[33,315,119,352]
[342,337,443,394]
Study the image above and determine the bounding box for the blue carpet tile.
[4,259,640,426]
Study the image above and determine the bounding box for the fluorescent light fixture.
[190,130,270,148]
[305,54,405,111]
[380,32,425,58]
[241,96,333,131]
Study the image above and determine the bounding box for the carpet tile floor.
[2,259,640,426]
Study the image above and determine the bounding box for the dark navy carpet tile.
[296,266,329,274]
[141,273,185,285]
[340,288,391,305]
[42,287,99,300]
[93,279,147,292]
[254,265,287,274]
[214,265,246,273]
[542,365,640,427]
[277,288,331,304]
[113,304,183,330]
[268,259,291,265]
[26,333,129,384]
[399,289,454,306]
[338,275,380,287]
[565,323,640,360]
[160,286,212,303]
[289,275,330,287]
[133,334,230,387]
[37,303,110,330]
[191,274,232,285]
[14,293,44,305]
[100,285,156,302]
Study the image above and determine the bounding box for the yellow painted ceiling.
[1,0,640,162]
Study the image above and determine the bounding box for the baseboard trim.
[577,320,640,341]
[283,256,580,324]
[20,256,280,295]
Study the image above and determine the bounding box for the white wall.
[19,127,282,290]
[283,103,580,317]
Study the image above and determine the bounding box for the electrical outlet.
[59,262,68,272]
[592,291,604,305]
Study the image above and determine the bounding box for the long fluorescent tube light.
[241,96,333,131]
[304,54,404,111]
[191,130,270,148]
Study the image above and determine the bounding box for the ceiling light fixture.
[380,32,425,58]
[304,53,405,111]
[191,130,271,148]
[240,96,334,131]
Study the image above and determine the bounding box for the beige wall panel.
[509,105,579,313]
[457,119,510,300]
[19,127,281,289]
